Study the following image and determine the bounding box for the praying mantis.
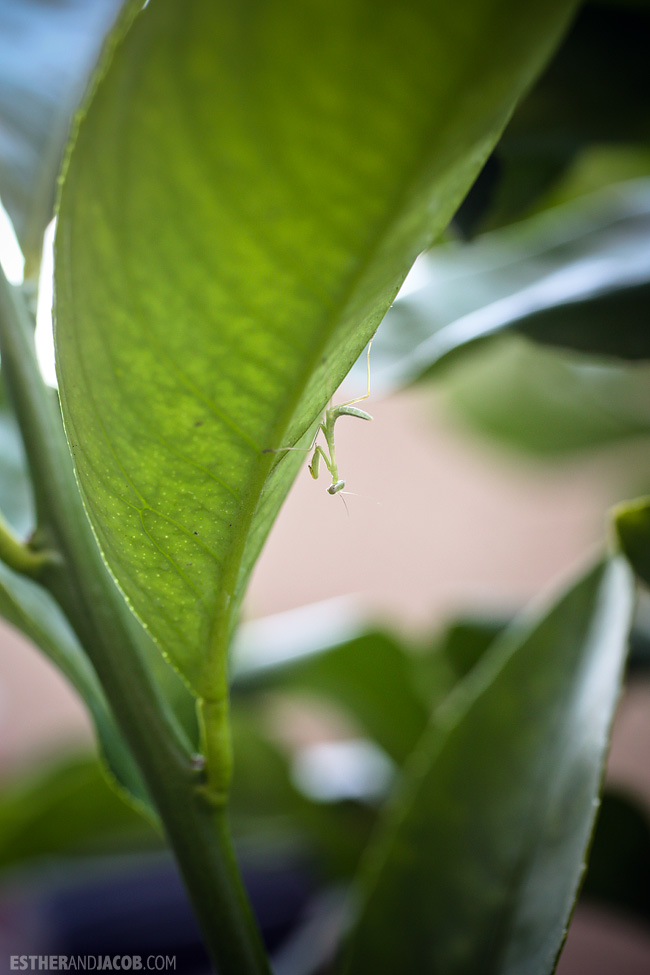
[267,340,373,497]
[309,340,373,495]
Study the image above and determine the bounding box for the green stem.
[0,268,270,975]
[0,509,57,576]
[199,620,234,804]
[199,695,233,804]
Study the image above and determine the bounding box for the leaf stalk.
[0,510,60,576]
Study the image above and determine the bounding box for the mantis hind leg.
[263,424,323,456]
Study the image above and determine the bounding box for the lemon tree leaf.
[374,180,650,394]
[344,560,634,974]
[0,560,152,811]
[55,0,578,699]
[0,0,123,272]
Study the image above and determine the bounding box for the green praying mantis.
[267,340,373,497]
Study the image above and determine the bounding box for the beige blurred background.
[1,384,649,970]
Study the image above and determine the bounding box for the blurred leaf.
[55,0,579,699]
[441,337,650,456]
[232,605,512,879]
[516,283,650,360]
[0,711,373,882]
[534,144,650,214]
[234,603,513,779]
[0,753,158,873]
[0,0,124,272]
[235,630,432,765]
[0,559,152,812]
[230,708,307,832]
[231,707,375,880]
[343,559,634,974]
[375,181,650,394]
[582,789,650,926]
[0,376,34,535]
[0,704,372,882]
[459,2,650,233]
[409,618,505,715]
[627,591,650,674]
[435,617,506,683]
[614,496,650,586]
[628,628,650,675]
[231,598,367,687]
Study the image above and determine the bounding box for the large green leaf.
[373,180,650,392]
[0,0,124,272]
[343,559,634,974]
[55,0,578,702]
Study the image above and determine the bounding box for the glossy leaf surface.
[344,560,634,975]
[0,0,123,271]
[374,181,650,394]
[55,0,578,697]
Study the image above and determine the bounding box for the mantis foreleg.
[309,444,332,481]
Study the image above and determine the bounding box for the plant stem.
[0,508,57,576]
[0,268,271,975]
